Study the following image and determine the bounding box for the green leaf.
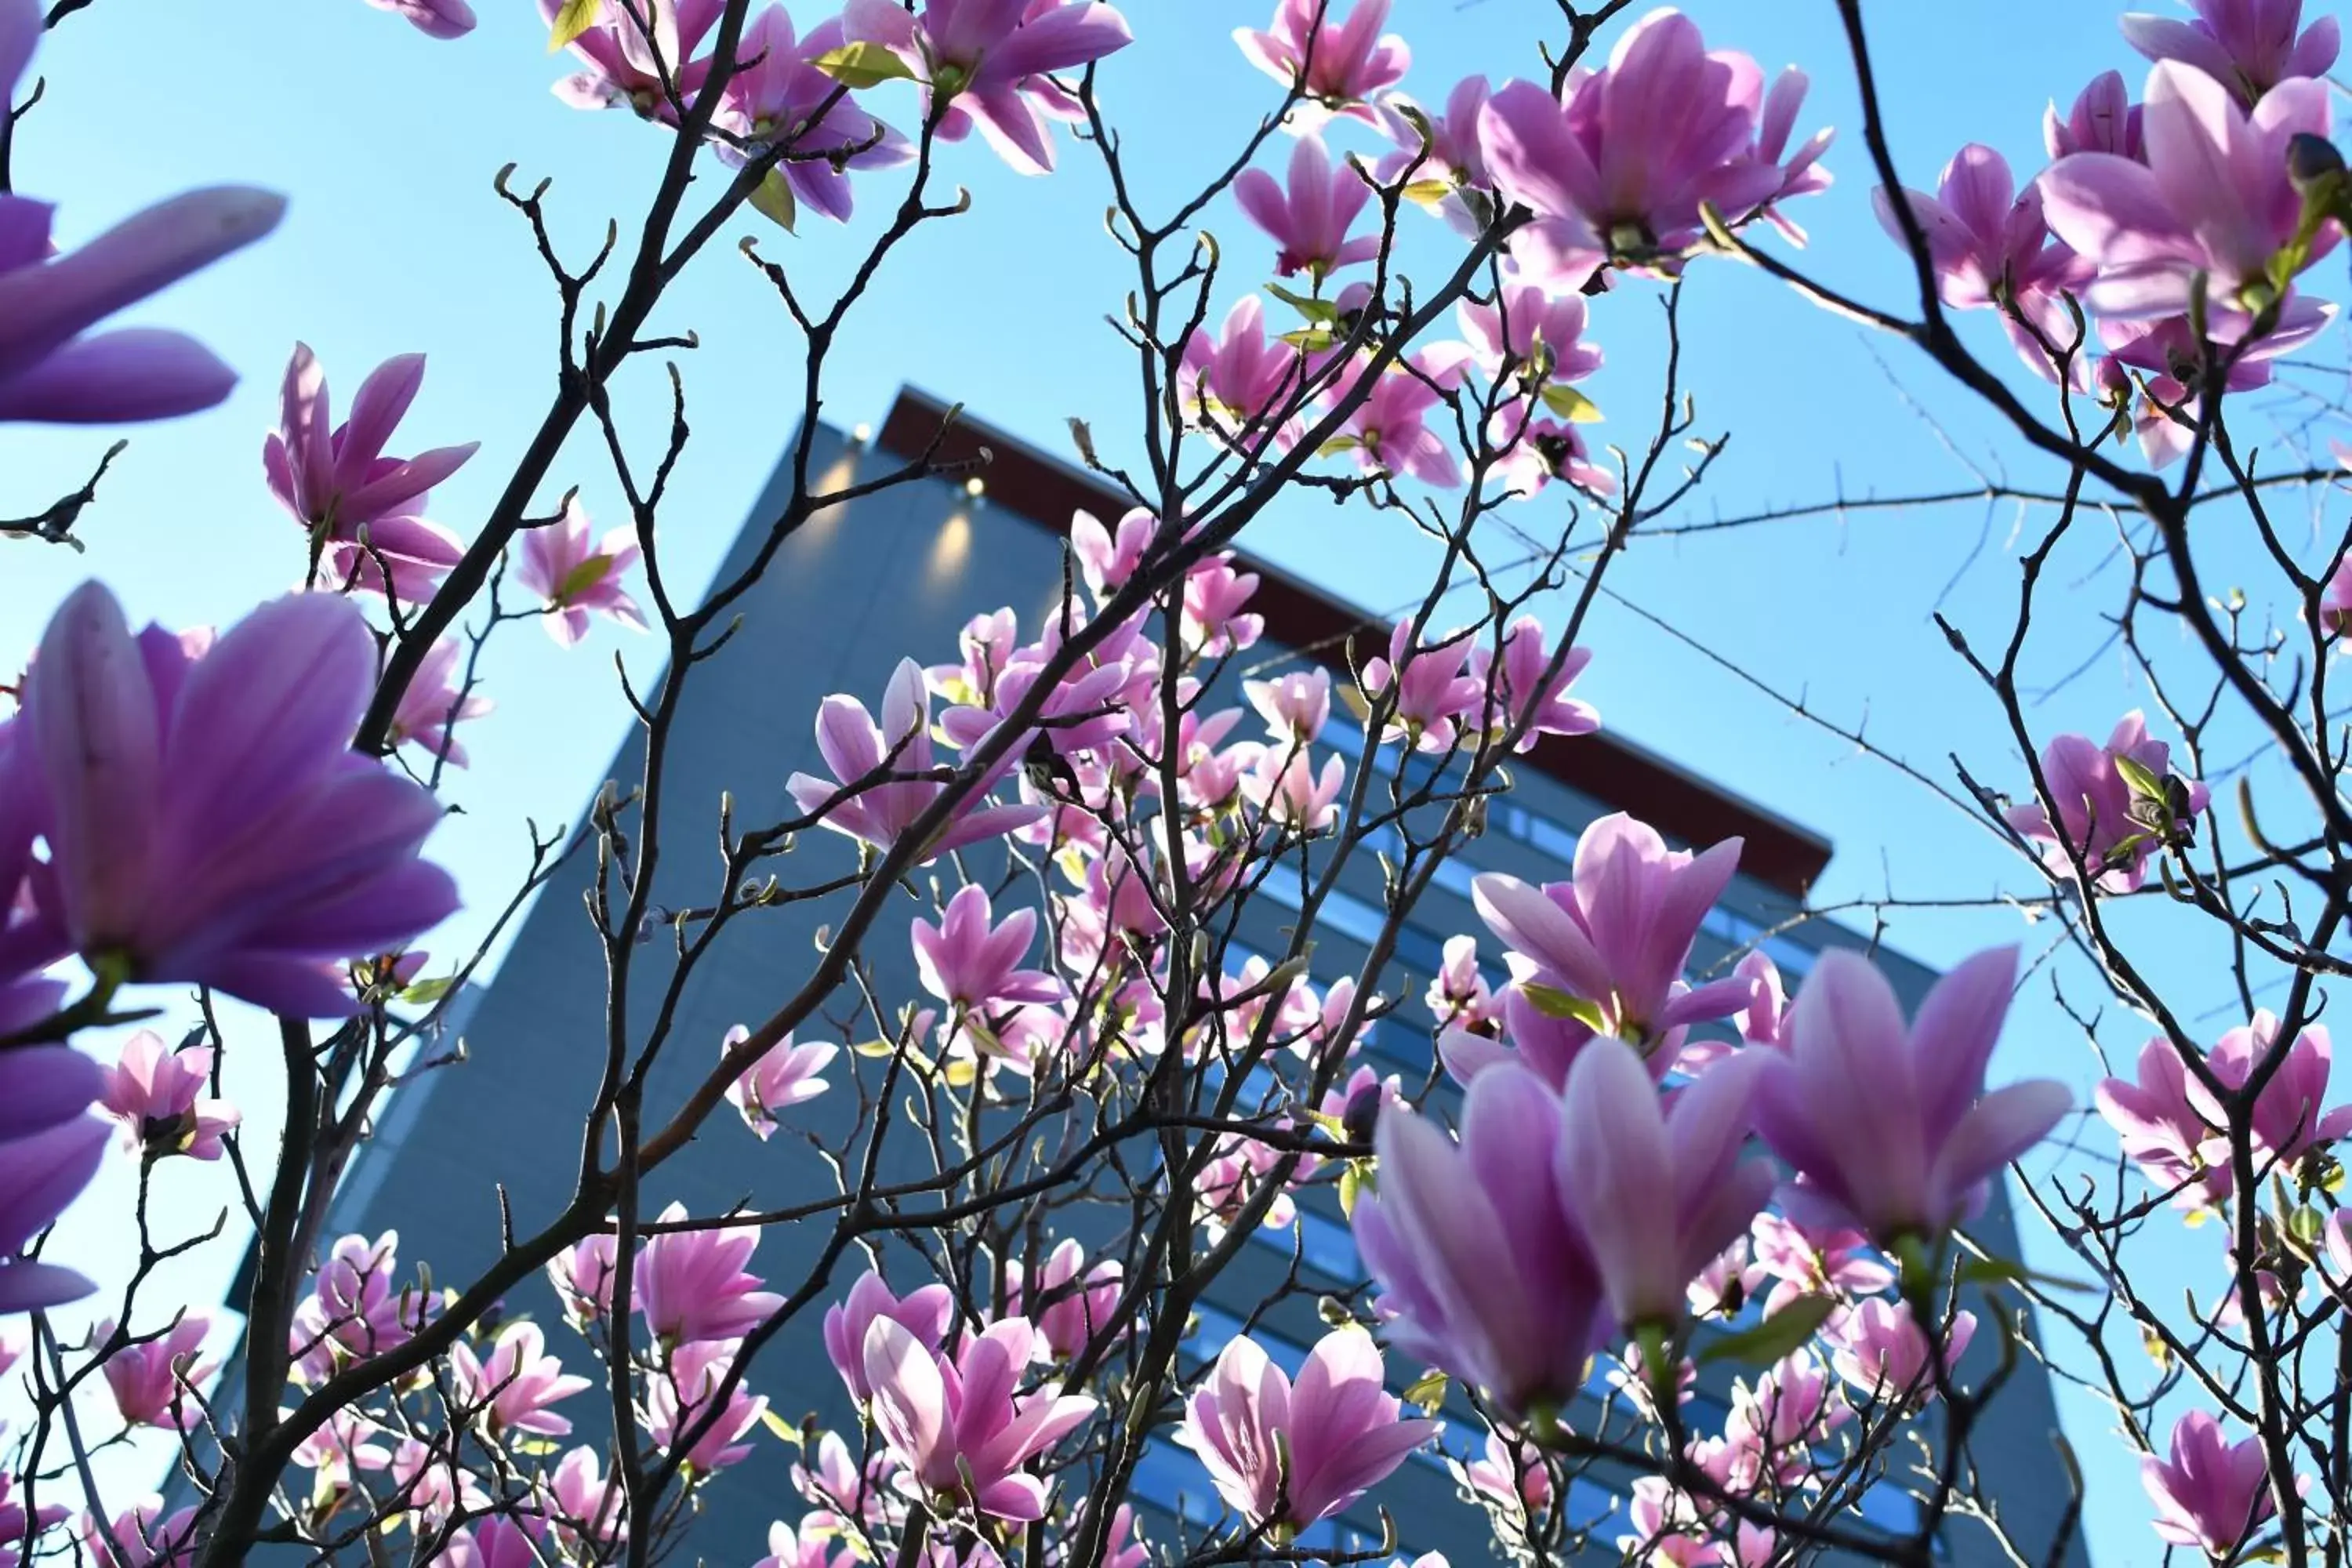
[809,41,916,89]
[554,552,615,604]
[2112,752,2165,799]
[547,0,604,52]
[1338,1160,1365,1218]
[1540,383,1604,423]
[1316,434,1363,457]
[748,168,799,233]
[1266,282,1340,325]
[1400,179,1455,209]
[399,975,459,1005]
[2287,1204,2328,1250]
[1278,326,1335,351]
[1521,983,1607,1033]
[1401,1368,1449,1413]
[760,1408,806,1446]
[1698,1295,1838,1368]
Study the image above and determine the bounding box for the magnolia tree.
[3,0,2350,1564]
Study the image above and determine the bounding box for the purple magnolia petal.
[0,330,238,423]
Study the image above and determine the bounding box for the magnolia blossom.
[1071,509,1157,600]
[0,5,283,423]
[1002,1240,1123,1363]
[648,1342,768,1473]
[1236,136,1379,279]
[2040,62,2337,342]
[2045,69,2144,159]
[913,884,1063,1022]
[2007,710,2209,891]
[863,1316,1097,1521]
[723,1025,838,1139]
[1747,1211,1893,1316]
[2190,1014,2352,1174]
[544,0,720,121]
[1242,745,1345,832]
[1235,0,1408,131]
[2122,0,2339,103]
[386,638,492,768]
[1559,1039,1774,1333]
[1323,350,1465,487]
[1376,75,1495,234]
[1479,13,1828,285]
[1461,1428,1552,1518]
[265,344,476,602]
[1356,1063,1607,1412]
[1178,1327,1436,1530]
[1875,143,2094,381]
[1472,813,1747,1051]
[450,1320,590,1437]
[98,1031,238,1161]
[713,6,913,223]
[365,0,476,38]
[1360,622,1483,752]
[1486,405,1615,500]
[825,1272,956,1406]
[757,1518,860,1568]
[80,1502,197,1568]
[1827,1299,1975,1406]
[1246,666,1333,742]
[18,584,459,1018]
[97,1315,212,1430]
[843,0,1133,176]
[1730,950,1788,1051]
[2142,1410,2277,1556]
[1470,618,1599,750]
[549,1235,619,1329]
[289,1232,431,1379]
[1457,285,1602,386]
[789,659,1046,860]
[542,1445,627,1545]
[637,1202,784,1345]
[1427,934,1496,1031]
[1183,557,1268,655]
[1753,947,2070,1244]
[1178,297,1301,435]
[517,498,645,647]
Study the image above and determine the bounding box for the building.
[323,388,2088,1566]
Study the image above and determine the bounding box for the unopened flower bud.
[1341,1080,1385,1146]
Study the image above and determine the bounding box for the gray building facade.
[326,390,2087,1567]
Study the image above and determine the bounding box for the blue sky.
[9,1,2345,1559]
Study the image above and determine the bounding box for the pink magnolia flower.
[1179,298,1302,437]
[1375,76,1494,234]
[517,498,644,647]
[2102,303,2331,469]
[98,1315,212,1429]
[786,659,1047,861]
[2322,550,2352,637]
[1461,1428,1551,1517]
[2045,70,2145,160]
[1478,13,1824,286]
[1559,1039,1773,1333]
[1827,1298,1974,1406]
[1193,1131,1299,1238]
[265,344,477,603]
[544,0,721,122]
[638,1201,785,1345]
[0,1448,64,1548]
[1242,745,1345,832]
[1456,285,1602,386]
[648,1341,768,1473]
[1097,1505,1150,1568]
[388,1436,490,1528]
[913,884,1065,1021]
[386,638,492,768]
[842,0,1133,176]
[450,1320,590,1437]
[1469,617,1599,750]
[930,608,1022,707]
[291,1410,393,1497]
[1361,622,1483,752]
[0,1100,108,1316]
[365,0,475,38]
[1235,0,1409,131]
[2040,62,2337,341]
[1753,947,2069,1245]
[541,1445,628,1546]
[2099,1036,2229,1203]
[1323,350,1465,487]
[1178,1326,1436,1529]
[447,1517,547,1568]
[723,1025,838,1138]
[80,1503,196,1568]
[1071,509,1157,601]
[1472,814,1746,1051]
[18,583,459,1018]
[1002,1240,1123,1363]
[1236,135,1381,280]
[1746,1212,1894,1316]
[289,1232,433,1380]
[2142,1410,2278,1555]
[2123,0,2339,105]
[1725,1351,1848,1486]
[0,6,283,425]
[550,1235,619,1329]
[1730,951,1788,1050]
[826,1272,956,1406]
[1485,405,1614,501]
[757,1517,860,1568]
[1875,144,2096,382]
[1183,556,1267,655]
[713,7,914,223]
[98,1030,238,1162]
[2198,1012,2352,1171]
[2006,710,2210,892]
[1426,934,1496,1032]
[1356,1063,1608,1412]
[1246,666,1332,742]
[864,1315,1097,1521]
[1686,1237,1764,1320]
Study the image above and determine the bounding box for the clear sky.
[7,1,2343,1560]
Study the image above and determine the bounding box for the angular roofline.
[873,386,1834,899]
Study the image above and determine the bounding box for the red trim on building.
[875,387,1832,898]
